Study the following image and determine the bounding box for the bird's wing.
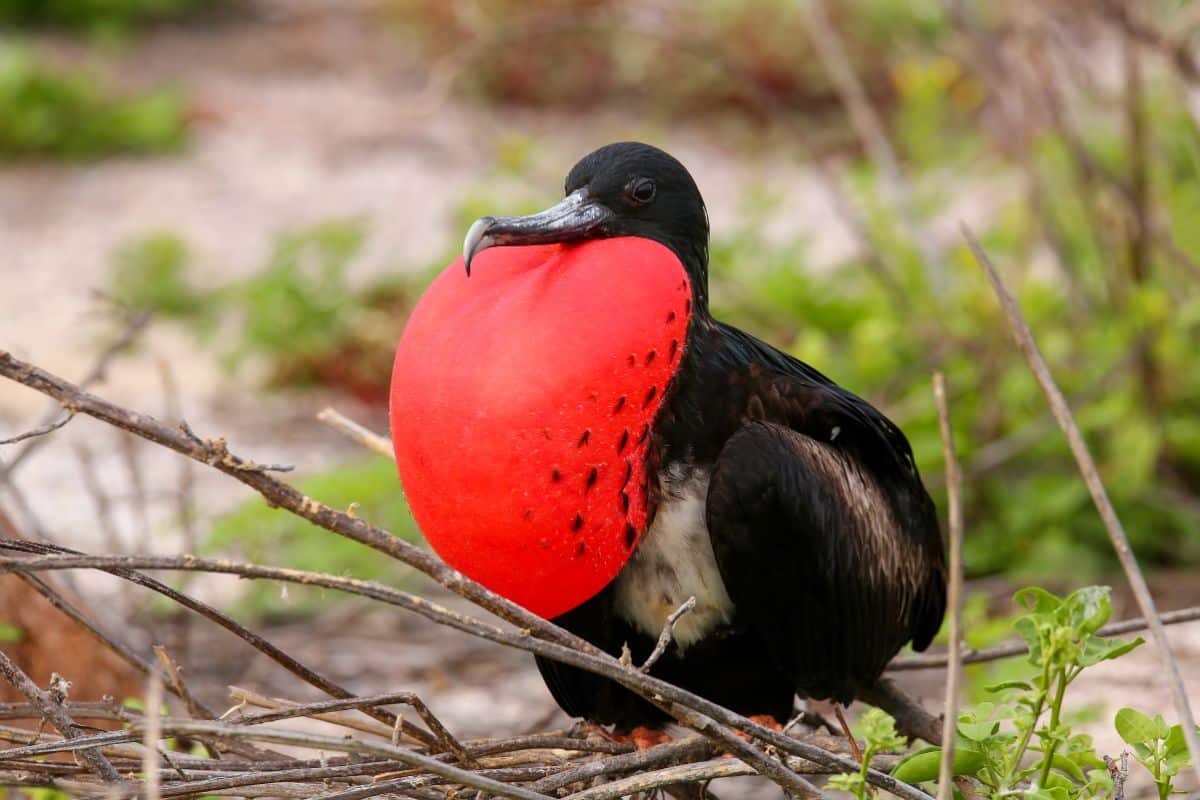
[705,420,946,704]
[710,320,923,480]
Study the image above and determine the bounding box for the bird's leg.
[833,703,864,763]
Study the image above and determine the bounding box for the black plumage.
[466,142,947,732]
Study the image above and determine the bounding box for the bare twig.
[317,408,395,458]
[932,373,964,800]
[0,651,122,783]
[962,224,1200,785]
[0,537,437,749]
[143,674,163,800]
[0,548,931,800]
[0,412,76,445]
[228,688,478,766]
[641,596,696,672]
[1,309,151,477]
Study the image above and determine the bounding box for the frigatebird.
[390,142,946,741]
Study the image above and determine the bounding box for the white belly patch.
[612,465,735,650]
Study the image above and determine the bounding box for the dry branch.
[0,349,941,800]
[0,651,122,784]
[932,373,964,800]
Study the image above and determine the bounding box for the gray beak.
[462,188,613,276]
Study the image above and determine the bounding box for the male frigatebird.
[390,142,946,741]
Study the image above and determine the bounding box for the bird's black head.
[463,142,710,307]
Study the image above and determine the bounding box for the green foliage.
[891,586,1141,799]
[109,220,436,402]
[0,48,187,159]
[705,46,1200,576]
[111,231,215,323]
[0,623,22,643]
[1114,708,1196,800]
[0,0,209,33]
[828,708,907,800]
[204,456,421,617]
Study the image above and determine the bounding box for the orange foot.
[611,726,674,750]
[576,721,672,750]
[722,714,785,756]
[732,714,784,741]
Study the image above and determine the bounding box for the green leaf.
[1015,586,1063,614]
[1063,586,1112,636]
[858,708,906,752]
[1115,708,1161,746]
[890,744,986,783]
[1014,616,1044,664]
[1164,724,1191,761]
[1041,771,1076,791]
[1077,635,1143,666]
[1024,786,1070,800]
[957,719,1000,742]
[1048,753,1088,783]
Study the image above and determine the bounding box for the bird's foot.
[611,726,674,750]
[722,714,784,755]
[574,721,672,750]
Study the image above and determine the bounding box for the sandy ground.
[0,2,1197,797]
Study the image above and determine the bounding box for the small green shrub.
[111,221,436,403]
[891,586,1157,799]
[828,708,908,800]
[0,49,187,159]
[1114,708,1196,800]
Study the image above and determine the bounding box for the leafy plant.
[0,48,187,159]
[1114,708,1196,800]
[110,221,435,403]
[827,708,907,800]
[891,586,1141,799]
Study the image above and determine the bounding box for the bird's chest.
[612,465,735,650]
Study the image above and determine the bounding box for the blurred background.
[0,0,1197,786]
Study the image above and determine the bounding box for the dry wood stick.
[317,408,394,458]
[0,651,122,783]
[0,548,931,800]
[932,373,964,800]
[0,537,436,749]
[962,224,1200,785]
[0,309,151,477]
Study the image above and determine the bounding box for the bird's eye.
[625,178,657,206]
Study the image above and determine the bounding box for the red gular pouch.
[390,237,692,619]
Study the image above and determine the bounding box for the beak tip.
[463,217,495,278]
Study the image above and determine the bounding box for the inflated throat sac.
[390,238,692,618]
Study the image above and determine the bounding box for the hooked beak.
[462,188,613,276]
